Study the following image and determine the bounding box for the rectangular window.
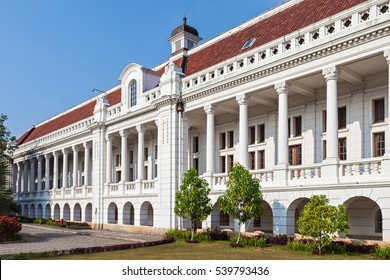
[129,151,134,164]
[258,150,265,169]
[193,158,199,172]
[322,111,327,133]
[338,107,346,129]
[288,118,291,138]
[144,166,148,180]
[144,148,148,161]
[116,171,121,183]
[220,211,230,226]
[228,131,234,148]
[259,124,265,143]
[249,126,256,145]
[154,164,158,178]
[289,145,302,166]
[220,133,226,150]
[323,140,327,160]
[221,156,226,173]
[129,168,134,182]
[228,155,234,171]
[154,145,158,160]
[116,154,121,167]
[373,132,385,157]
[374,98,385,123]
[249,152,255,170]
[294,116,302,137]
[338,138,347,161]
[193,136,199,153]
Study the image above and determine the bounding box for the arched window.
[130,80,137,107]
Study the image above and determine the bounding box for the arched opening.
[37,204,43,219]
[73,203,82,221]
[63,203,70,221]
[211,202,233,229]
[85,203,92,222]
[108,202,118,224]
[53,204,60,220]
[286,197,310,235]
[344,196,383,241]
[249,201,273,233]
[23,204,29,217]
[140,201,153,226]
[30,204,36,218]
[45,204,51,219]
[123,202,135,225]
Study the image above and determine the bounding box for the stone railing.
[288,164,322,180]
[341,158,382,176]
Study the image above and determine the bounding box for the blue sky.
[0,0,285,139]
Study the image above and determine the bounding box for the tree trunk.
[236,222,241,245]
[191,221,195,241]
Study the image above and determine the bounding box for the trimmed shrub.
[287,240,316,252]
[0,216,22,241]
[375,246,390,260]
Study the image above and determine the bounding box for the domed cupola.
[168,17,202,54]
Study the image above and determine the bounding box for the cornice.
[183,25,390,104]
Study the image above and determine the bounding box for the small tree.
[218,162,263,245]
[297,194,350,255]
[174,167,212,241]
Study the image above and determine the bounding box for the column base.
[321,158,339,184]
[273,163,289,187]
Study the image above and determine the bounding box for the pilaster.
[237,94,249,169]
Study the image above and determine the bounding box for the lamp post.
[176,96,184,229]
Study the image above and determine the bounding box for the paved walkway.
[0,224,163,256]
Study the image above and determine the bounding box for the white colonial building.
[10,0,390,241]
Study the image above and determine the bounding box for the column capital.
[119,129,129,138]
[204,104,216,114]
[36,155,43,161]
[29,157,35,163]
[384,49,390,65]
[136,124,145,133]
[83,142,92,149]
[236,94,250,105]
[275,81,290,95]
[154,119,159,128]
[322,66,340,81]
[105,134,113,142]
[52,151,60,157]
[44,153,52,160]
[72,145,80,153]
[62,148,69,155]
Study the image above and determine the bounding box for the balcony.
[105,180,158,197]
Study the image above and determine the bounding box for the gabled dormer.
[119,63,161,111]
[168,17,202,54]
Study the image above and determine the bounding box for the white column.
[17,162,22,193]
[37,156,43,190]
[120,129,129,182]
[62,149,69,188]
[384,50,390,155]
[105,135,113,184]
[72,145,79,187]
[204,104,216,174]
[23,161,28,192]
[322,66,340,161]
[275,82,290,165]
[237,94,249,168]
[53,151,59,189]
[137,124,145,180]
[83,142,91,186]
[44,154,51,190]
[30,158,35,191]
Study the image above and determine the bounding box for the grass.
[35,240,375,260]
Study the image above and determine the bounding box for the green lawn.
[36,240,375,260]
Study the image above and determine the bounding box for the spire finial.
[183,16,187,24]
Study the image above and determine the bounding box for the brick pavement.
[0,224,163,256]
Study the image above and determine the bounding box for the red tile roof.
[18,0,367,145]
[184,0,367,75]
[17,88,121,145]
